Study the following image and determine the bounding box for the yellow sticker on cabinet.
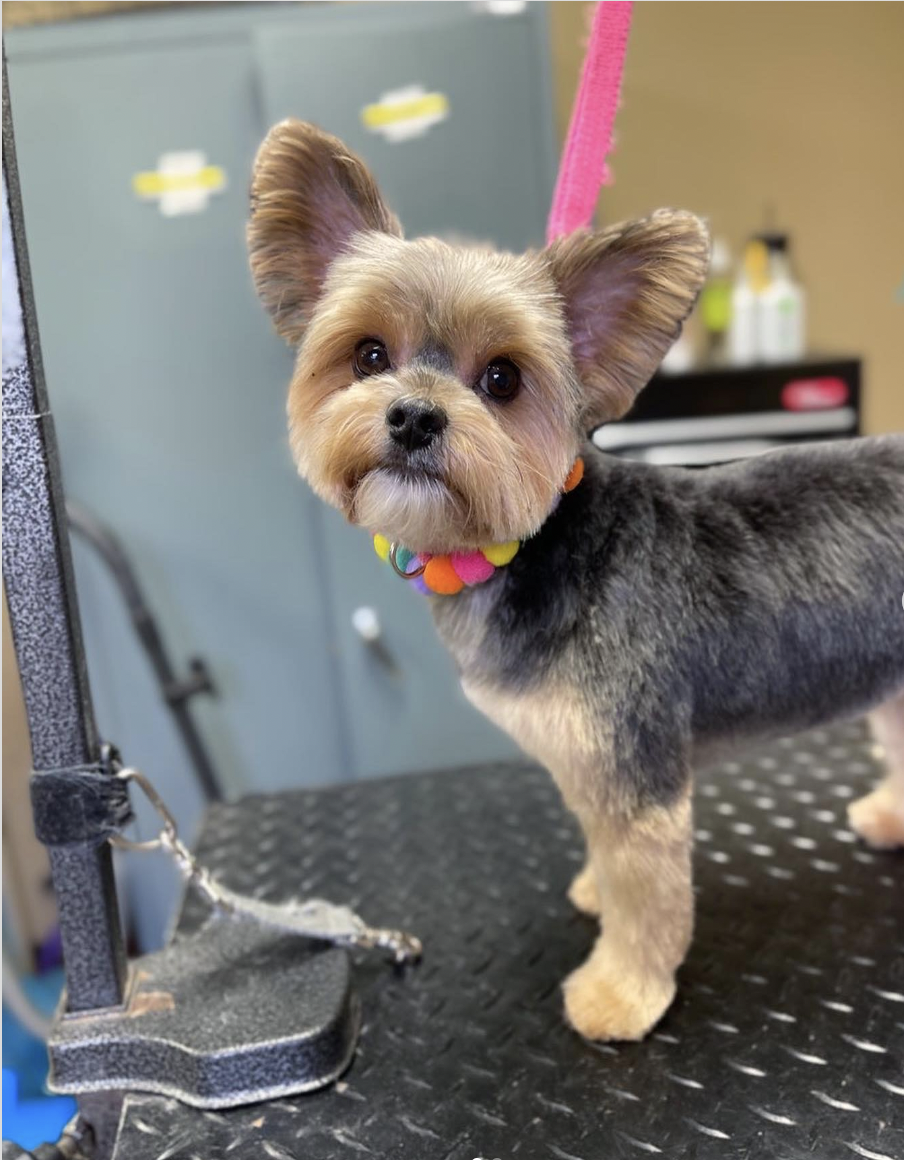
[361,85,449,143]
[132,152,227,217]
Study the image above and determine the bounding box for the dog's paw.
[848,787,904,850]
[567,864,601,916]
[563,959,675,1042]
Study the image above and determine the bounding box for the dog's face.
[248,121,709,553]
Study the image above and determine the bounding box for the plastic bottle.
[728,247,760,367]
[758,234,806,363]
[699,238,733,364]
[659,329,695,374]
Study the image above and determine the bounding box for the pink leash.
[546,1,634,244]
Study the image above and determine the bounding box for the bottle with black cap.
[758,231,806,363]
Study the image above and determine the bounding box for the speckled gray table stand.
[49,926,359,1109]
[111,719,903,1160]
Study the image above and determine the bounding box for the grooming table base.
[113,721,903,1160]
[49,928,358,1107]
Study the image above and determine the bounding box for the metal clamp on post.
[30,746,133,849]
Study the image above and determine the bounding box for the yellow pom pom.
[373,534,391,562]
[481,540,519,567]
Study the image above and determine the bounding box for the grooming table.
[113,721,902,1160]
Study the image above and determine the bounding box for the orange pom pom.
[423,555,465,595]
[563,457,584,493]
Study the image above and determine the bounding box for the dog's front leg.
[458,675,694,1040]
[564,792,693,1042]
[568,815,602,916]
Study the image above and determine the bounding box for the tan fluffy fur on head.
[248,120,710,553]
[289,233,581,552]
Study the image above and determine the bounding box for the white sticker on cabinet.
[132,152,227,217]
[361,85,449,143]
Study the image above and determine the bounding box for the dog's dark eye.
[478,358,520,401]
[354,339,390,378]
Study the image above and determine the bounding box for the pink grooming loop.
[546,1,634,244]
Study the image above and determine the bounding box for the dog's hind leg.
[848,690,904,849]
[563,791,693,1041]
[567,861,601,917]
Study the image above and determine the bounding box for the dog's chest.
[431,590,611,812]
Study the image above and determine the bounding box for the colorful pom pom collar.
[372,457,584,596]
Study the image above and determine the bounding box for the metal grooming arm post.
[2,61,129,1016]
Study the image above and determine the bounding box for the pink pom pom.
[450,550,495,586]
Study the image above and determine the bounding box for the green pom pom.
[395,546,415,573]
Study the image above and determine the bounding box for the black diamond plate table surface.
[115,721,903,1160]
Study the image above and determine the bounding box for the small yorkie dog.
[248,120,904,1042]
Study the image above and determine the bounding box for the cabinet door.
[253,2,556,249]
[6,30,349,811]
[253,2,555,777]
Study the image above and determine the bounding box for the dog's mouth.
[345,455,448,495]
[373,464,446,487]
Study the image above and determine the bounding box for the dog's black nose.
[386,400,447,452]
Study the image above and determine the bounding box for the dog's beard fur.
[297,379,565,552]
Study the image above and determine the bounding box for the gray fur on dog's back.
[436,436,904,808]
[677,436,904,737]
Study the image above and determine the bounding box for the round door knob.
[351,606,382,644]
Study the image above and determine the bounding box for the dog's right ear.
[248,120,401,344]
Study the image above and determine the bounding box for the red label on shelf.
[781,377,850,411]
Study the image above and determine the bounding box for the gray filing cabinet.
[6,2,556,945]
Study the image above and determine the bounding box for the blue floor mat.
[2,968,76,1150]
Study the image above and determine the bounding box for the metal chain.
[110,767,422,965]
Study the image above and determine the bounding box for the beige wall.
[3,1,176,26]
[551,2,904,435]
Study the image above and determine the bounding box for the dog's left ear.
[248,119,401,344]
[546,210,710,428]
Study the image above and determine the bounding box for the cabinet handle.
[351,606,382,644]
[351,606,399,675]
